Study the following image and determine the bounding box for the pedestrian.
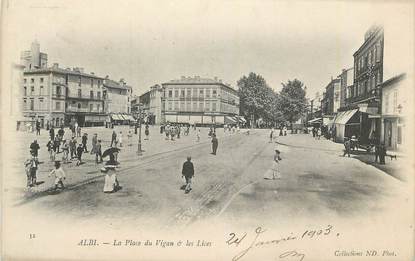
[196,129,200,142]
[76,143,84,166]
[46,138,55,162]
[211,133,218,155]
[90,133,97,154]
[24,155,38,187]
[271,149,282,179]
[312,127,316,138]
[54,134,61,153]
[76,125,81,137]
[145,124,149,140]
[181,156,194,194]
[343,137,351,157]
[49,161,66,190]
[49,126,55,140]
[283,126,287,136]
[58,126,65,141]
[317,128,321,140]
[177,125,181,139]
[379,143,387,165]
[69,136,77,159]
[95,140,103,163]
[269,128,274,143]
[82,133,88,152]
[30,140,40,160]
[102,166,120,193]
[111,130,117,147]
[36,120,41,135]
[118,131,123,147]
[61,140,69,163]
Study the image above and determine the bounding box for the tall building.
[103,77,134,124]
[339,67,354,108]
[20,40,48,70]
[160,76,241,125]
[21,63,106,127]
[321,77,341,116]
[138,84,164,124]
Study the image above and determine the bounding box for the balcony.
[345,88,380,105]
[66,107,104,113]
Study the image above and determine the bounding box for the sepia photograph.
[1,0,414,260]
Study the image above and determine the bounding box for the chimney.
[105,75,109,79]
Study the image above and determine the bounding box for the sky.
[2,0,413,98]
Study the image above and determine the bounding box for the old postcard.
[1,0,414,260]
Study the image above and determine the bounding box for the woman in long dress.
[264,149,282,180]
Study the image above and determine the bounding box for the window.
[212,102,216,112]
[393,90,398,113]
[78,89,82,97]
[56,86,62,96]
[385,93,389,113]
[193,102,197,111]
[91,79,93,87]
[376,43,381,62]
[212,89,217,97]
[30,99,34,110]
[98,80,101,87]
[168,101,172,110]
[181,90,185,97]
[31,78,34,83]
[377,71,381,84]
[174,101,178,110]
[97,104,100,112]
[90,104,93,112]
[40,78,44,83]
[180,101,185,111]
[24,87,27,96]
[78,76,82,86]
[199,102,204,111]
[40,86,43,95]
[90,90,94,99]
[187,89,191,97]
[199,89,204,97]
[186,101,191,111]
[206,89,210,98]
[56,101,61,110]
[174,90,179,97]
[30,86,34,95]
[24,78,27,84]
[23,99,27,110]
[39,98,44,110]
[168,90,173,98]
[97,91,101,99]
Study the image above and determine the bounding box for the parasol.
[102,147,121,158]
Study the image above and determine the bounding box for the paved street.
[4,127,407,232]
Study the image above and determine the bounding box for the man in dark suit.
[181,156,194,194]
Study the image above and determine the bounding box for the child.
[196,129,200,142]
[46,138,55,162]
[49,161,66,190]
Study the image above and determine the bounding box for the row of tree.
[237,72,307,127]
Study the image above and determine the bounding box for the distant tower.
[20,40,48,70]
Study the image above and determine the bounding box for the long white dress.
[103,171,118,192]
[264,155,281,180]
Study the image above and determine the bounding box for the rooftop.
[23,64,103,79]
[163,76,237,92]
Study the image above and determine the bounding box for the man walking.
[82,133,88,152]
[211,133,218,155]
[110,130,117,147]
[90,133,98,154]
[49,126,55,141]
[36,120,41,135]
[30,140,40,160]
[181,156,194,194]
[95,140,103,163]
[69,137,77,159]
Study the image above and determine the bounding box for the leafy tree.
[237,72,274,126]
[278,79,307,125]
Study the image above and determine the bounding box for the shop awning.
[308,118,322,124]
[111,114,123,121]
[334,109,358,125]
[124,114,135,121]
[225,116,237,124]
[238,116,247,123]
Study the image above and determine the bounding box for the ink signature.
[279,250,305,261]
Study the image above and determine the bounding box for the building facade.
[339,67,354,109]
[138,84,164,124]
[21,64,106,127]
[161,76,240,125]
[380,74,406,151]
[321,77,341,116]
[103,77,133,124]
[20,40,48,70]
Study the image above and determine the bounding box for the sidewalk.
[12,126,249,203]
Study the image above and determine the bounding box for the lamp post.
[137,103,143,155]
